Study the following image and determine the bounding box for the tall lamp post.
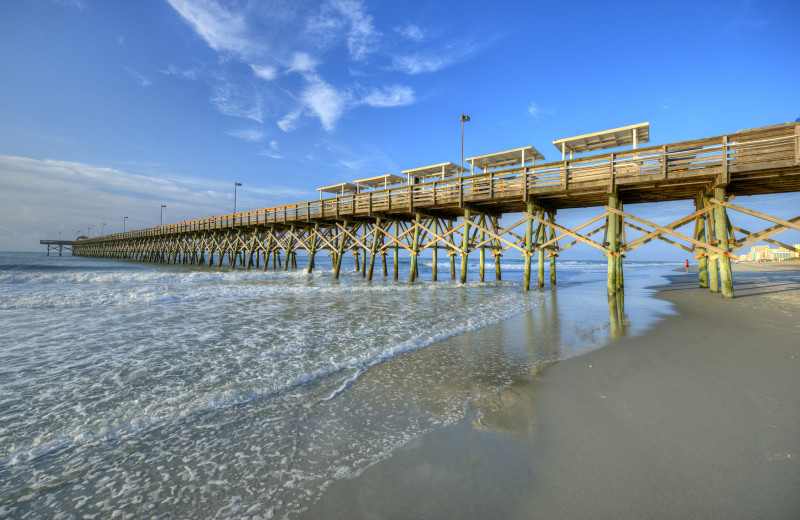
[123,216,128,232]
[101,222,106,235]
[460,114,470,175]
[160,204,167,226]
[88,227,92,238]
[234,182,242,214]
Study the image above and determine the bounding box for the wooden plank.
[523,211,612,255]
[605,207,738,259]
[710,199,800,232]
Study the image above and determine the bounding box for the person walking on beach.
[685,259,689,273]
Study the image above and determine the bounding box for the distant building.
[741,244,800,261]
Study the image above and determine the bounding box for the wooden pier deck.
[71,121,800,299]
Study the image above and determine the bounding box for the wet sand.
[299,262,800,519]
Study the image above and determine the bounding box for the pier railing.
[82,122,799,242]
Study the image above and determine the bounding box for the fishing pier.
[70,121,800,312]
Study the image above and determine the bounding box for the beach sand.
[298,263,800,519]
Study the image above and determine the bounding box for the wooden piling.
[367,218,381,281]
[548,210,557,285]
[432,218,438,281]
[537,214,545,289]
[695,198,708,287]
[493,216,502,281]
[460,208,470,284]
[334,222,346,279]
[393,220,399,280]
[523,201,534,291]
[409,213,421,283]
[307,223,318,273]
[479,214,486,283]
[607,192,618,297]
[714,186,735,298]
[704,193,720,293]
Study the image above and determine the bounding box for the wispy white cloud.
[161,65,199,80]
[362,85,415,107]
[209,75,264,122]
[250,63,278,81]
[277,109,302,133]
[164,0,427,133]
[394,23,425,42]
[287,52,319,73]
[165,0,259,57]
[391,38,489,75]
[258,140,284,159]
[301,78,347,131]
[124,67,152,87]
[50,0,86,10]
[527,101,554,119]
[226,128,265,142]
[305,0,379,61]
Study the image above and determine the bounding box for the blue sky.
[0,0,798,257]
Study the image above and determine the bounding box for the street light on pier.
[101,222,106,235]
[460,114,470,175]
[88,227,91,237]
[160,204,167,226]
[124,216,128,232]
[234,182,242,215]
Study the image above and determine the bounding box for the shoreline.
[298,263,800,519]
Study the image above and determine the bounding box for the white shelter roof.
[401,162,468,180]
[552,122,650,155]
[466,146,545,170]
[317,182,359,195]
[352,174,406,189]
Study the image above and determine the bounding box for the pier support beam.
[409,213,421,282]
[367,218,381,281]
[493,216,502,281]
[607,192,618,298]
[537,214,545,289]
[393,220,399,280]
[548,210,557,285]
[432,218,438,282]
[334,222,346,279]
[308,224,318,273]
[479,214,486,283]
[704,193,720,293]
[523,201,534,292]
[695,197,708,288]
[714,187,735,298]
[460,208,470,284]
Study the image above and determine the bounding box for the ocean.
[0,251,676,518]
